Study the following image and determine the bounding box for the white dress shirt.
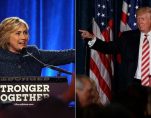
[88,37,97,47]
[135,31,151,80]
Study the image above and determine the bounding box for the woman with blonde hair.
[0,17,75,76]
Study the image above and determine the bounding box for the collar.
[141,31,151,37]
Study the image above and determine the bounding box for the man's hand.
[79,29,94,40]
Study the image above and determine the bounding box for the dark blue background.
[0,0,75,84]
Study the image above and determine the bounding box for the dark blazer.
[0,45,75,76]
[91,29,141,90]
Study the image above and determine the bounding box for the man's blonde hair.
[0,17,29,49]
[136,7,151,17]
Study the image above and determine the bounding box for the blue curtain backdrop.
[0,0,75,84]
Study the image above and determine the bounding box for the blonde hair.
[0,17,29,49]
[136,7,151,17]
[76,75,101,105]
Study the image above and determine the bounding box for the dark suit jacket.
[91,29,141,90]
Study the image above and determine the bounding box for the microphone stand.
[21,48,72,76]
[44,64,72,76]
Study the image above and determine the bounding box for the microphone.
[21,48,72,75]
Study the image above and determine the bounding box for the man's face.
[136,13,151,33]
[8,24,28,53]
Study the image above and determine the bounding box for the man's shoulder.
[120,29,140,39]
[122,29,140,35]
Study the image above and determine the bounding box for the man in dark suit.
[79,7,151,90]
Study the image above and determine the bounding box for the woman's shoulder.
[26,45,40,54]
[26,45,38,49]
[26,45,39,51]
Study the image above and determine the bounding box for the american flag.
[120,0,142,32]
[90,0,113,105]
[117,0,142,63]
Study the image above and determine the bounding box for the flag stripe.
[91,49,112,88]
[98,52,112,79]
[90,57,112,101]
[90,70,110,105]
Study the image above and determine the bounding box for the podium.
[0,76,68,106]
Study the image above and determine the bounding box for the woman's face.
[8,24,28,53]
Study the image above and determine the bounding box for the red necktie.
[141,34,150,86]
